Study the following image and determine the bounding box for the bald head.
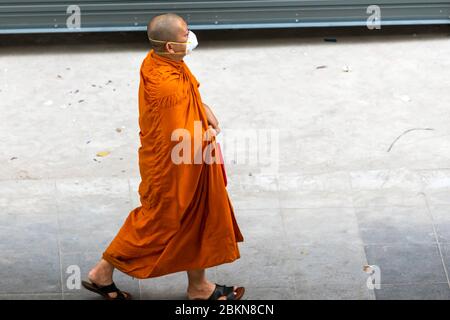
[147,13,186,50]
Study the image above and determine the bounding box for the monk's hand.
[210,122,221,135]
[205,125,218,141]
[203,103,221,135]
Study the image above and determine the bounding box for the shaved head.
[147,13,187,51]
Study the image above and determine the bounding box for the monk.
[81,13,244,300]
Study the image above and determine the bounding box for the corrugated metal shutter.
[0,1,449,34]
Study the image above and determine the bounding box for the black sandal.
[206,283,245,300]
[82,280,132,300]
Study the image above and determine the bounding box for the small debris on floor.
[18,170,32,179]
[363,265,376,274]
[395,94,411,102]
[316,65,327,69]
[401,95,411,102]
[387,128,434,152]
[96,151,110,157]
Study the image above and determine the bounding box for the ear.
[165,42,176,54]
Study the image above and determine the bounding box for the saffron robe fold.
[102,50,244,279]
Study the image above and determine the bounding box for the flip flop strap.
[219,284,235,295]
[208,284,236,300]
[97,282,126,300]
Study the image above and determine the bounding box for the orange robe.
[102,50,244,279]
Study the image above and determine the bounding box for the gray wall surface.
[0,1,449,34]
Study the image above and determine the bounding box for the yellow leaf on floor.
[96,151,110,157]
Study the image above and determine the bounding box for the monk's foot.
[187,281,238,300]
[87,261,122,299]
[187,281,216,300]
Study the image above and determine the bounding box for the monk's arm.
[202,103,220,133]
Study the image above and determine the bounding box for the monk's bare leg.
[186,269,217,300]
[87,259,119,298]
[186,269,237,300]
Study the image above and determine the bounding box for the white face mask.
[185,30,198,55]
[149,30,198,55]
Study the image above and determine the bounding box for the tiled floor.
[2,174,450,299]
